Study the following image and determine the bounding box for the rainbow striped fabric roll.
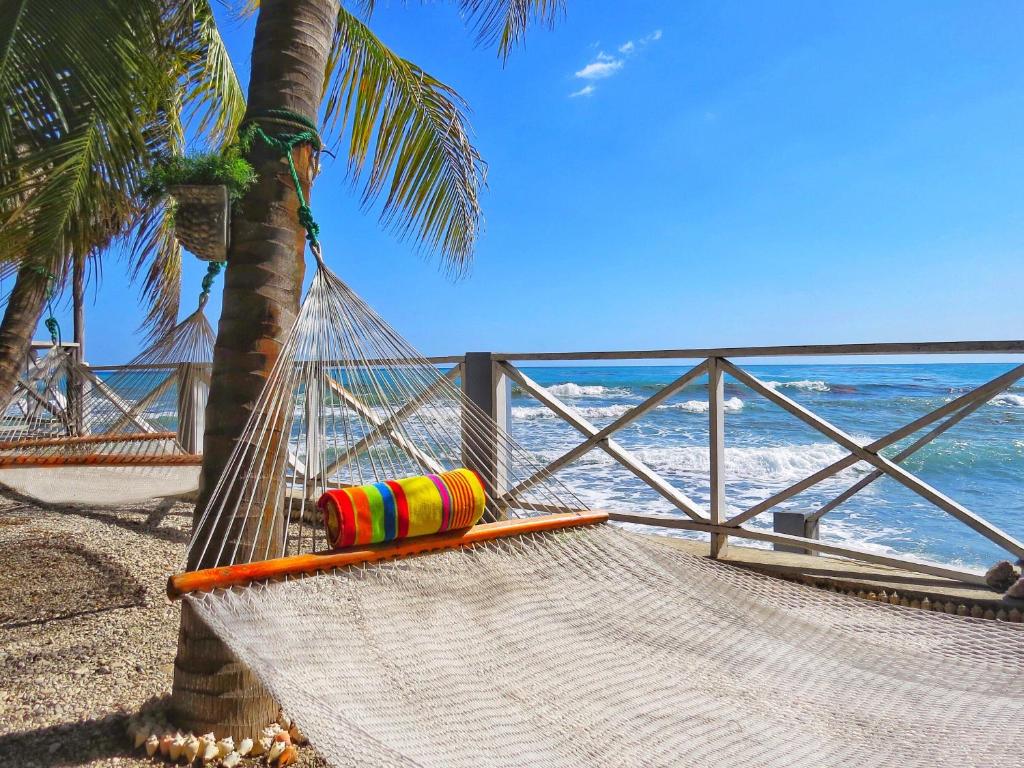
[317,468,486,549]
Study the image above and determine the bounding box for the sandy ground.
[0,489,321,768]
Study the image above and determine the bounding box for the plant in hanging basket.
[143,153,257,261]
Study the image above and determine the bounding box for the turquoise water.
[507,364,1024,572]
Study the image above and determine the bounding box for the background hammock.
[175,258,1024,766]
[0,305,214,505]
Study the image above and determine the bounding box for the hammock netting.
[181,259,1024,767]
[0,306,213,504]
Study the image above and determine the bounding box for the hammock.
[172,256,1024,767]
[0,302,214,505]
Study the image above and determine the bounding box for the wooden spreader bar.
[0,453,201,468]
[168,511,609,599]
[0,431,178,451]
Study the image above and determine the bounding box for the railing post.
[462,353,511,521]
[772,511,819,556]
[67,344,86,436]
[176,363,208,455]
[304,373,322,488]
[708,356,728,558]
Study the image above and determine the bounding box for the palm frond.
[0,0,244,337]
[460,0,565,59]
[352,0,565,59]
[325,7,485,272]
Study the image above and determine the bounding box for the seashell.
[970,605,984,618]
[1009,608,1023,623]
[920,597,931,610]
[273,731,292,745]
[267,740,287,764]
[278,712,292,731]
[146,735,160,757]
[160,733,174,757]
[170,734,187,762]
[221,752,241,768]
[910,599,921,610]
[288,724,306,745]
[899,597,910,607]
[866,592,877,601]
[984,608,996,620]
[135,729,151,750]
[888,592,900,606]
[956,604,968,617]
[985,560,1019,591]
[277,745,298,768]
[943,601,956,614]
[253,736,271,757]
[184,736,200,764]
[216,737,234,759]
[236,738,253,757]
[996,608,1008,621]
[202,740,220,763]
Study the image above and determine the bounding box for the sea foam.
[764,379,830,393]
[544,382,629,398]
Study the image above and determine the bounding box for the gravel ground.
[0,489,323,768]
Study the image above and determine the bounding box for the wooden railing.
[73,339,1024,585]
[456,341,1024,587]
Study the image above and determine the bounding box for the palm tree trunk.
[0,265,51,409]
[171,0,337,739]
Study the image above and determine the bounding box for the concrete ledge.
[633,531,1024,620]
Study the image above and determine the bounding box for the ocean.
[506,363,1024,572]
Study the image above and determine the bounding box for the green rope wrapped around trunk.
[238,109,323,249]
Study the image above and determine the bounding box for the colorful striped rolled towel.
[317,468,486,549]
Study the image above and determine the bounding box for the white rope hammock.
[0,306,213,505]
[177,256,1024,766]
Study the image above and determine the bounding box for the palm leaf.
[352,0,566,60]
[0,0,244,337]
[325,7,485,272]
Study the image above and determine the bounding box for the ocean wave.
[512,398,745,420]
[764,379,830,393]
[633,442,860,484]
[990,393,1024,408]
[662,397,744,414]
[544,382,630,398]
[511,404,634,421]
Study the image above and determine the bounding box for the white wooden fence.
[78,339,1024,585]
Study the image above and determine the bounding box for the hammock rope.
[0,285,217,504]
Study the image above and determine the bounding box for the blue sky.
[43,1,1024,364]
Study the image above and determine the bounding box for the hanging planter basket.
[167,184,230,262]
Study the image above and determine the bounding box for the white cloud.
[569,30,662,98]
[575,54,623,80]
